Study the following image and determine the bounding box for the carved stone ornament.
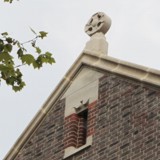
[74,100,89,114]
[85,12,111,36]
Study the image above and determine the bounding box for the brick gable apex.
[5,51,160,159]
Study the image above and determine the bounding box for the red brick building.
[5,12,160,160]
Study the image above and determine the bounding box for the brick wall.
[14,72,160,160]
[64,101,97,149]
[94,74,160,160]
[15,99,65,160]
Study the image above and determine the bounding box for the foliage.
[0,30,55,92]
[4,0,15,3]
[1,0,55,92]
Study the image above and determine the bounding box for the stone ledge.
[63,136,93,159]
[82,52,160,87]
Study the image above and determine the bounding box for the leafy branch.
[4,0,17,3]
[0,29,55,92]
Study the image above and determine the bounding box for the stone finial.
[84,12,111,55]
[85,12,111,36]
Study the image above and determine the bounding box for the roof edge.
[4,51,160,159]
[4,52,85,160]
[83,50,160,87]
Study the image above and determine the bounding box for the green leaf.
[21,54,35,65]
[32,56,43,69]
[7,59,14,66]
[0,44,4,52]
[32,61,39,69]
[31,41,36,47]
[1,67,26,92]
[34,52,55,67]
[0,64,13,72]
[0,39,4,45]
[0,52,13,62]
[6,37,13,43]
[4,44,12,52]
[45,51,52,57]
[16,68,22,78]
[12,86,20,92]
[12,82,26,92]
[17,48,23,58]
[38,55,47,63]
[36,58,43,68]
[35,47,41,54]
[45,52,55,64]
[4,0,13,3]
[1,32,8,36]
[6,76,15,85]
[39,31,48,39]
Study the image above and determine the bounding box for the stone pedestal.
[84,12,111,55]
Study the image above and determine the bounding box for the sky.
[1,0,160,159]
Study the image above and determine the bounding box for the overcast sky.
[1,0,160,159]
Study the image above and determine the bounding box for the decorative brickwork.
[64,101,97,149]
[76,114,87,148]
[13,72,160,160]
[64,113,79,148]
